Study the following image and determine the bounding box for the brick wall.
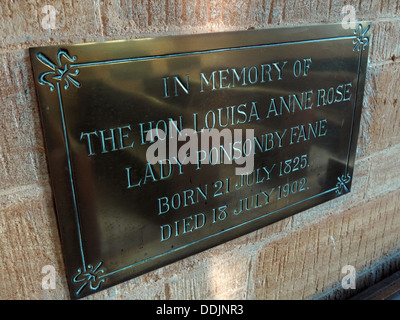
[0,0,399,300]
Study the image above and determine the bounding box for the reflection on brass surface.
[30,22,370,299]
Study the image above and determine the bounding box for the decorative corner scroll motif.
[37,49,81,91]
[336,173,351,195]
[353,24,370,51]
[72,262,106,296]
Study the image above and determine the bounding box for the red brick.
[0,0,104,50]
[358,62,400,157]
[0,50,49,190]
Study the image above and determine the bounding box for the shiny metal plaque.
[30,22,370,299]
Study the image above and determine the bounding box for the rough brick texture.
[0,0,399,300]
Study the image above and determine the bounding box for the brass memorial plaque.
[30,22,370,299]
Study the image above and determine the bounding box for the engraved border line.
[70,36,356,69]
